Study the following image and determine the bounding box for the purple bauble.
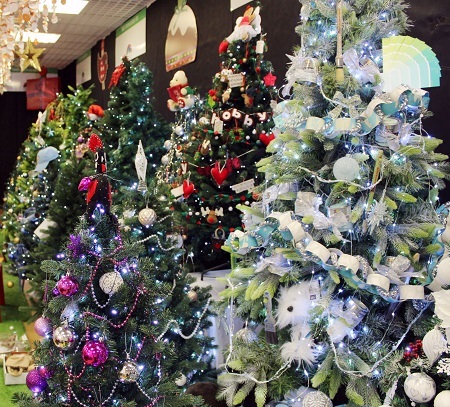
[34,316,52,337]
[26,370,48,393]
[57,275,79,297]
[82,340,109,367]
[52,286,60,296]
[37,365,54,379]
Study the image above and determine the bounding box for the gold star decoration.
[16,39,45,72]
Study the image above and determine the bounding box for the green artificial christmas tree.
[2,86,94,277]
[180,3,277,272]
[14,134,211,407]
[215,1,450,407]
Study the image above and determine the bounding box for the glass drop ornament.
[138,207,157,226]
[53,324,77,350]
[119,360,139,383]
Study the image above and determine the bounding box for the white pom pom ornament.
[435,390,450,407]
[99,271,124,295]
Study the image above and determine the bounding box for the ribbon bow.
[343,48,381,86]
[329,91,362,119]
[255,252,292,276]
[375,255,421,285]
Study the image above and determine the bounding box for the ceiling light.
[40,0,89,15]
[22,32,61,44]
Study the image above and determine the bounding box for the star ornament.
[16,39,45,72]
[263,71,277,87]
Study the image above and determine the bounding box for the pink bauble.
[26,370,48,393]
[34,316,52,337]
[82,340,109,367]
[37,365,54,379]
[57,275,79,297]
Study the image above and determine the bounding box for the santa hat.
[87,104,105,121]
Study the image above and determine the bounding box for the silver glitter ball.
[302,391,332,407]
[235,327,258,343]
[119,360,140,383]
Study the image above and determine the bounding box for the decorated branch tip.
[78,134,112,220]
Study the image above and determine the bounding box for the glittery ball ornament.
[404,372,436,403]
[82,340,109,367]
[138,207,157,226]
[302,390,333,407]
[53,324,77,350]
[119,360,140,383]
[434,390,450,407]
[37,365,54,379]
[333,156,360,181]
[26,370,48,393]
[235,327,258,343]
[99,271,124,295]
[34,316,52,337]
[187,289,198,302]
[175,373,187,386]
[57,275,79,297]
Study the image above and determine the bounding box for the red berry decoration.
[82,340,109,367]
[57,275,79,297]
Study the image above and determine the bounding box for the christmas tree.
[15,134,211,407]
[180,3,277,272]
[2,86,94,276]
[216,1,450,407]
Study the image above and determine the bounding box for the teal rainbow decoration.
[382,35,441,91]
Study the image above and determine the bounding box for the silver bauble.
[138,208,157,226]
[99,271,124,295]
[434,390,450,407]
[175,373,187,386]
[164,140,173,150]
[161,154,170,165]
[53,325,77,350]
[302,390,333,407]
[235,327,258,343]
[119,360,140,383]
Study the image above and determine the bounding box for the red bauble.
[37,365,54,379]
[82,340,109,367]
[26,370,48,393]
[57,275,79,297]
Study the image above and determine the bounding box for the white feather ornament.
[280,337,320,366]
[422,327,446,365]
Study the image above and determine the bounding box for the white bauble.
[164,140,173,150]
[138,208,157,226]
[302,390,332,407]
[333,156,360,181]
[175,126,184,136]
[99,271,124,295]
[161,154,170,165]
[434,390,450,407]
[404,372,436,403]
[423,327,446,365]
[175,373,187,386]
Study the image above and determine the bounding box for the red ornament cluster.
[403,339,423,362]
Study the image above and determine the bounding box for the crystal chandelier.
[0,0,64,92]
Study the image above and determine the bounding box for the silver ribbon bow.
[343,48,381,85]
[329,91,362,119]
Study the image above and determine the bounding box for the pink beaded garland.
[82,340,109,367]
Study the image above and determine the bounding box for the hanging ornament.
[404,372,436,404]
[134,140,148,192]
[263,72,277,87]
[259,132,275,146]
[161,154,170,165]
[16,39,45,72]
[182,179,195,199]
[435,390,450,407]
[26,370,48,393]
[264,291,278,344]
[57,275,79,297]
[187,289,198,302]
[119,360,140,383]
[82,340,109,367]
[37,365,54,379]
[164,140,173,150]
[333,156,360,181]
[99,271,124,295]
[211,161,229,186]
[302,390,333,407]
[109,61,126,88]
[53,324,78,350]
[175,373,187,386]
[422,327,446,365]
[138,207,157,226]
[34,316,52,337]
[235,326,258,343]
